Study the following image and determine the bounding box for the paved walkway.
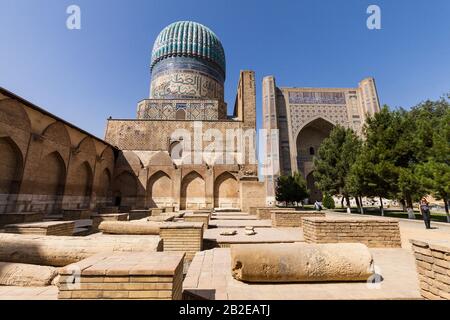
[2,209,447,300]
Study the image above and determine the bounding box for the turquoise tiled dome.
[151,21,226,76]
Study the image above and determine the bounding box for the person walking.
[420,197,431,229]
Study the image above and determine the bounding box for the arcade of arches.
[0,89,115,214]
[0,83,266,213]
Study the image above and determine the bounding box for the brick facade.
[410,239,450,300]
[303,217,401,248]
[271,211,325,227]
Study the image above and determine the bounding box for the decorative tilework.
[289,104,349,139]
[137,99,219,121]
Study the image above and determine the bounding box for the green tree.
[348,106,423,215]
[313,126,362,211]
[275,172,309,206]
[414,97,450,221]
[322,193,335,209]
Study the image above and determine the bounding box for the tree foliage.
[313,125,362,206]
[275,172,309,206]
[322,193,335,209]
[347,95,450,219]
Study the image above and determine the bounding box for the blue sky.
[1,0,449,139]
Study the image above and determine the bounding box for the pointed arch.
[180,170,205,210]
[214,171,239,208]
[42,121,71,146]
[0,136,24,196]
[294,116,336,141]
[112,171,138,207]
[98,167,111,199]
[147,170,173,208]
[295,117,335,201]
[77,136,96,155]
[33,151,66,213]
[75,161,93,197]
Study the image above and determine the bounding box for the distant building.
[0,21,266,214]
[262,76,381,204]
[103,21,264,211]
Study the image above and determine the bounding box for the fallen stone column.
[231,243,374,282]
[0,262,58,287]
[99,221,161,235]
[0,233,162,267]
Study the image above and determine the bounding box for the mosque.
[0,21,380,214]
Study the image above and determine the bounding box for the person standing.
[420,197,431,229]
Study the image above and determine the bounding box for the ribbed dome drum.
[151,21,226,76]
[149,21,226,101]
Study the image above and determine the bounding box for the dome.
[151,21,226,77]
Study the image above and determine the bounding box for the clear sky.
[1,0,449,139]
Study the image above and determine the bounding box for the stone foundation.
[91,213,129,231]
[62,209,92,221]
[271,211,325,227]
[57,251,184,300]
[97,206,119,214]
[0,262,58,287]
[4,221,75,236]
[151,208,165,216]
[128,209,151,220]
[255,207,291,220]
[0,233,162,266]
[0,212,44,227]
[159,222,203,261]
[410,239,450,300]
[183,213,209,229]
[303,217,401,248]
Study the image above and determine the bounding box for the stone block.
[58,251,184,300]
[303,217,401,248]
[0,211,44,227]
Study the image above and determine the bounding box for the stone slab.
[4,221,75,236]
[183,248,421,300]
[62,209,92,221]
[0,212,44,227]
[212,215,257,220]
[203,227,303,248]
[209,219,272,228]
[58,251,184,300]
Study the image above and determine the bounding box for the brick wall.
[410,239,450,300]
[239,180,266,213]
[256,207,292,220]
[0,89,116,214]
[159,222,204,261]
[58,252,184,300]
[271,211,325,227]
[303,217,401,248]
[183,213,209,230]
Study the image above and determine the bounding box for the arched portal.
[214,172,239,208]
[35,151,66,212]
[180,171,205,210]
[296,118,334,203]
[0,137,23,212]
[74,162,93,207]
[147,171,173,208]
[98,168,111,199]
[112,171,137,207]
[0,137,23,195]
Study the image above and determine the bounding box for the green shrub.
[322,194,335,209]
